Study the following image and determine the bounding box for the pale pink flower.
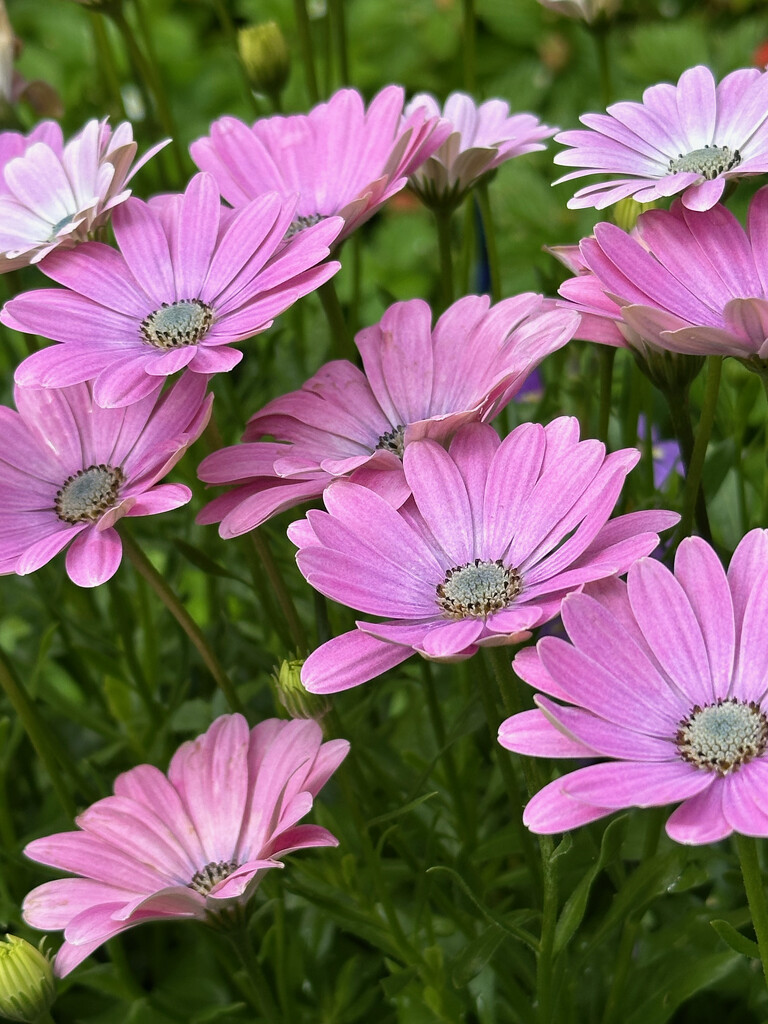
[189,85,451,245]
[554,65,768,211]
[0,118,166,270]
[290,420,678,693]
[4,172,342,407]
[0,373,211,587]
[500,532,768,844]
[23,714,349,976]
[197,295,579,536]
[404,92,556,208]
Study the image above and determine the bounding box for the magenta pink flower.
[500,532,768,844]
[554,65,768,211]
[197,295,579,536]
[4,172,342,407]
[190,85,450,245]
[0,118,166,270]
[0,373,211,587]
[289,420,677,693]
[404,91,556,207]
[558,188,768,363]
[23,713,349,976]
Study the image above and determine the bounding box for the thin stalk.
[597,347,616,444]
[249,530,308,655]
[757,368,768,527]
[675,357,721,544]
[292,0,319,103]
[318,278,355,362]
[459,193,475,295]
[223,920,281,1024]
[462,0,476,92]
[209,0,261,115]
[89,12,127,119]
[420,662,472,845]
[121,532,243,713]
[665,385,712,543]
[434,209,455,312]
[735,833,768,995]
[476,182,501,302]
[537,833,558,1024]
[592,23,612,107]
[328,0,349,85]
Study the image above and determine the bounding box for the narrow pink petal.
[65,526,122,587]
[112,197,175,304]
[523,776,615,834]
[498,709,599,758]
[301,629,413,693]
[403,439,474,564]
[561,759,712,809]
[664,783,731,844]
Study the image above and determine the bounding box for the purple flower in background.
[290,420,677,693]
[554,65,768,210]
[637,416,682,489]
[23,714,349,976]
[500,532,768,843]
[0,373,211,587]
[4,172,342,407]
[197,295,579,536]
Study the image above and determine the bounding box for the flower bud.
[0,935,55,1023]
[238,22,290,100]
[272,659,330,721]
[612,197,657,233]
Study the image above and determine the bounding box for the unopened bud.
[238,22,290,100]
[272,659,330,721]
[612,197,657,233]
[0,935,55,1023]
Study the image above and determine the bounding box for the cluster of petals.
[289,419,677,693]
[23,714,349,976]
[3,172,342,408]
[557,187,768,361]
[190,85,451,245]
[554,65,768,210]
[0,118,166,270]
[197,294,579,536]
[0,373,211,587]
[500,531,768,844]
[404,91,556,208]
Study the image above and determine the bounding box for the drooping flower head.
[289,419,678,693]
[0,373,212,587]
[23,714,349,976]
[0,118,167,270]
[500,532,768,844]
[196,294,579,536]
[403,92,556,209]
[4,172,342,407]
[189,85,451,245]
[554,65,768,211]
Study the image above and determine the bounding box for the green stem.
[674,357,721,544]
[328,0,349,85]
[318,278,355,362]
[537,833,558,1024]
[665,384,712,543]
[292,0,319,103]
[756,368,768,527]
[223,920,281,1024]
[249,530,308,655]
[89,12,127,119]
[476,182,501,303]
[735,833,768,995]
[121,532,244,713]
[210,0,261,115]
[592,23,612,107]
[597,347,616,444]
[434,209,455,312]
[462,0,476,92]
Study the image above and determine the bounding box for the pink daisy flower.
[289,420,678,693]
[0,118,167,270]
[0,373,212,588]
[557,187,768,363]
[197,294,579,536]
[189,85,451,246]
[500,532,768,844]
[554,65,768,211]
[4,172,342,408]
[23,713,349,976]
[403,91,556,208]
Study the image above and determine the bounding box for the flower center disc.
[140,299,214,350]
[375,424,406,459]
[55,464,124,524]
[676,698,768,775]
[667,144,741,180]
[285,213,324,239]
[436,558,522,619]
[188,859,239,895]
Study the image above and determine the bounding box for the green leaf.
[710,919,761,959]
[624,952,739,1024]
[450,924,507,987]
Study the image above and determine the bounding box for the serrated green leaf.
[710,918,761,959]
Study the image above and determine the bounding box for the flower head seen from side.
[23,714,349,976]
[289,419,678,694]
[554,65,768,211]
[196,294,579,537]
[189,85,451,246]
[0,118,167,270]
[0,373,212,587]
[404,91,556,209]
[4,172,342,407]
[500,531,768,844]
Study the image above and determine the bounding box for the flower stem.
[292,0,319,103]
[591,23,612,107]
[328,0,349,84]
[664,383,712,543]
[318,278,355,362]
[462,0,476,92]
[597,347,616,444]
[434,209,455,312]
[209,0,261,115]
[476,182,501,303]
[536,833,558,1024]
[223,919,281,1024]
[249,530,308,655]
[88,12,127,119]
[673,357,721,544]
[756,367,768,527]
[121,531,244,713]
[735,833,768,994]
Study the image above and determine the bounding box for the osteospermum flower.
[23,714,349,976]
[558,187,768,365]
[0,373,211,587]
[4,172,342,407]
[554,65,768,210]
[500,532,768,844]
[404,92,556,208]
[189,85,450,245]
[197,294,579,536]
[289,420,678,693]
[0,118,166,270]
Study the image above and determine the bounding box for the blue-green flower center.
[436,558,522,619]
[140,299,214,350]
[676,698,768,775]
[55,464,124,524]
[667,145,741,181]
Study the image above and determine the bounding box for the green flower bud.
[238,22,290,100]
[0,935,55,1023]
[611,197,657,233]
[272,659,330,721]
